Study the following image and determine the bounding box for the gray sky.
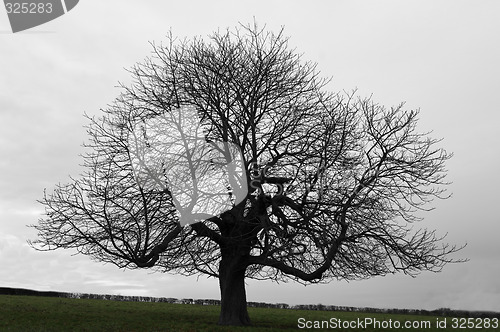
[1,1,499,312]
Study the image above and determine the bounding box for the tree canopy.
[32,24,464,326]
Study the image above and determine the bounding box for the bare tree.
[31,24,464,326]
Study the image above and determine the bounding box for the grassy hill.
[1,293,499,331]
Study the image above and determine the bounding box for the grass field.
[0,295,498,331]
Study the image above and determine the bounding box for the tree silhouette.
[31,24,464,326]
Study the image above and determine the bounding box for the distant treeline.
[1,287,498,319]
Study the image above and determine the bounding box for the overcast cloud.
[1,0,499,312]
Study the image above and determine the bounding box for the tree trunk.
[218,252,251,326]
